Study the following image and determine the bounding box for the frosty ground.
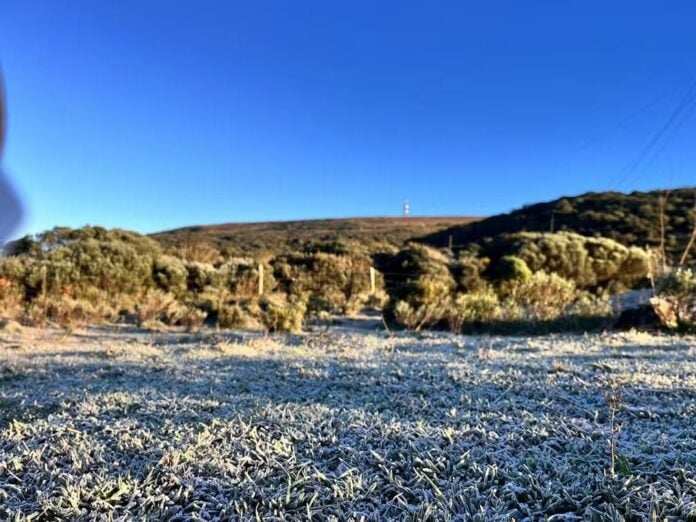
[1,324,695,521]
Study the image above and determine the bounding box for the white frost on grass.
[0,326,695,520]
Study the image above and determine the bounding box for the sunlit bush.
[153,255,188,296]
[259,293,307,333]
[488,255,532,285]
[447,288,501,333]
[383,244,455,323]
[484,232,649,290]
[185,262,220,293]
[653,268,696,329]
[136,290,185,326]
[393,300,447,331]
[177,306,207,332]
[507,271,578,321]
[26,295,95,330]
[273,250,377,316]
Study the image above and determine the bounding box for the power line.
[614,79,696,190]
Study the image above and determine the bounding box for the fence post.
[258,263,264,296]
[369,267,376,294]
[41,263,48,324]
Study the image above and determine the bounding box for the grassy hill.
[151,216,481,256]
[418,188,696,265]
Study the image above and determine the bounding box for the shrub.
[381,244,458,329]
[185,262,220,293]
[383,244,454,315]
[452,255,488,292]
[153,255,188,296]
[568,292,613,318]
[3,227,161,302]
[136,290,185,326]
[26,295,96,330]
[219,258,268,298]
[0,276,23,319]
[363,289,389,312]
[447,289,501,333]
[392,300,444,331]
[259,293,307,333]
[652,268,696,329]
[273,251,376,315]
[178,307,207,332]
[176,241,220,264]
[488,255,532,285]
[217,300,262,330]
[507,272,578,321]
[483,232,650,290]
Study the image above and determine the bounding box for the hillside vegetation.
[2,189,693,333]
[420,188,696,265]
[152,216,480,257]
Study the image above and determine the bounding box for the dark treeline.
[420,188,696,265]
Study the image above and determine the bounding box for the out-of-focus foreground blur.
[0,74,22,242]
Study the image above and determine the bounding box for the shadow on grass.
[448,315,613,335]
[2,334,693,436]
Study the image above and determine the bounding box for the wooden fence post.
[41,264,48,324]
[369,267,376,294]
[258,263,264,296]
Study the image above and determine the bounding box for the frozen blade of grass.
[0,327,695,519]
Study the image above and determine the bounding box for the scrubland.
[1,324,695,520]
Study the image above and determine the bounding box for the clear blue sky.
[1,1,695,236]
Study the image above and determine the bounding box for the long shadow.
[3,338,695,432]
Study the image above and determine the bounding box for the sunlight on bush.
[447,288,501,333]
[259,293,307,333]
[136,290,185,326]
[507,271,577,321]
[652,268,696,329]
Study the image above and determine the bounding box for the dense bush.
[185,262,220,293]
[273,247,379,316]
[488,255,532,285]
[422,188,696,265]
[217,299,262,330]
[219,258,268,298]
[452,254,488,292]
[382,244,454,323]
[136,290,186,327]
[383,240,618,332]
[153,255,188,296]
[4,227,162,303]
[652,268,696,329]
[0,223,670,334]
[484,232,649,290]
[447,288,501,333]
[505,271,578,321]
[259,293,307,333]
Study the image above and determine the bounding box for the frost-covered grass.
[1,325,695,520]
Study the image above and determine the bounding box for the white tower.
[403,199,410,217]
